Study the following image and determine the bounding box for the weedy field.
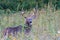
[0,9,60,40]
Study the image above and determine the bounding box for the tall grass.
[0,7,60,40]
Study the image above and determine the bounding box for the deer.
[2,8,37,39]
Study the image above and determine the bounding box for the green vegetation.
[0,0,60,40]
[0,0,60,11]
[0,9,60,40]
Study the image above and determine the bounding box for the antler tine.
[21,8,26,18]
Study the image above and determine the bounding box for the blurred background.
[0,0,60,40]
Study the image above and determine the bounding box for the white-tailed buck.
[2,8,37,38]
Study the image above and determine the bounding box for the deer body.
[2,8,37,37]
[3,25,22,37]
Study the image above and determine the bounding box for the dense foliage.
[0,0,60,11]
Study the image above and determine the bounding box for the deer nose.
[30,21,32,23]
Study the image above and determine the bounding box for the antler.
[21,8,26,18]
[21,8,38,19]
[31,8,37,19]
